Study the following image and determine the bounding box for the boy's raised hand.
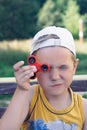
[13,61,37,90]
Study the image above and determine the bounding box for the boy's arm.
[83,98,87,130]
[0,61,37,130]
[0,86,34,130]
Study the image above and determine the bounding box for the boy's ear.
[73,58,79,75]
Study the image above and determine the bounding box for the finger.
[19,66,37,80]
[13,61,24,72]
[15,65,37,81]
[20,65,37,72]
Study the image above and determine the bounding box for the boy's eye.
[50,65,68,70]
[59,65,68,70]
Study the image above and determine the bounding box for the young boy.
[0,26,87,130]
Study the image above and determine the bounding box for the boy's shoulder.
[82,98,87,115]
[29,84,39,99]
[82,98,87,130]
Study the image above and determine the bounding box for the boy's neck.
[46,89,71,110]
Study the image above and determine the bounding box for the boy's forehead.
[36,46,73,60]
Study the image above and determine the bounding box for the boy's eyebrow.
[59,65,69,68]
[50,64,69,69]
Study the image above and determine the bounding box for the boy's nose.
[50,68,60,80]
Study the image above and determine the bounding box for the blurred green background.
[0,0,87,77]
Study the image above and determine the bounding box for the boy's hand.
[13,61,37,90]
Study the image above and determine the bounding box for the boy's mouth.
[51,82,63,88]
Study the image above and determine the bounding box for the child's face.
[35,47,78,97]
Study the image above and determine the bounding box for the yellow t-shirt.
[21,85,85,130]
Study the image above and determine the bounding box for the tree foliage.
[0,0,40,40]
[77,0,87,14]
[63,0,80,38]
[82,14,87,38]
[38,0,69,29]
[38,0,81,38]
[0,0,87,40]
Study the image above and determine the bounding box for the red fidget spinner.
[27,55,50,79]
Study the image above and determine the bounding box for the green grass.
[0,94,13,107]
[0,48,28,77]
[83,94,87,99]
[76,53,87,74]
[0,94,12,100]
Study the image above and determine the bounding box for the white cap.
[30,26,76,57]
